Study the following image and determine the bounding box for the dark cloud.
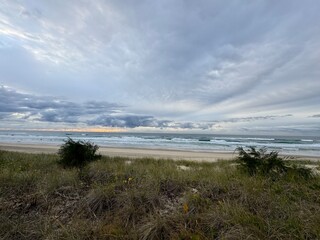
[88,115,167,128]
[175,122,215,130]
[88,114,216,129]
[0,85,123,123]
[36,110,78,123]
[310,114,320,118]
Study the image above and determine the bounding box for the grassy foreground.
[1,150,320,239]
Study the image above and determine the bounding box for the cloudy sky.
[0,0,320,135]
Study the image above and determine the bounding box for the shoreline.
[1,142,320,162]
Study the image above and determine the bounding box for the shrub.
[236,146,313,179]
[58,138,101,168]
[236,147,287,176]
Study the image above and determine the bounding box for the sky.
[0,0,320,135]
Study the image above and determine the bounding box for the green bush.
[58,138,101,168]
[236,146,313,179]
[236,147,287,176]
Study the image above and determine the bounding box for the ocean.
[0,130,320,157]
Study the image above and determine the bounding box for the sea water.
[0,131,319,157]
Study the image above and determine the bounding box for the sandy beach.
[1,142,319,162]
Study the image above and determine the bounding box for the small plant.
[236,146,287,176]
[58,138,101,168]
[236,146,312,179]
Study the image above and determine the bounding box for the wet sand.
[0,143,319,162]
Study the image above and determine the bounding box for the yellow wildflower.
[183,203,189,213]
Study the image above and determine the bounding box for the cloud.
[310,114,320,118]
[221,115,293,123]
[1,1,320,134]
[2,1,319,104]
[87,114,216,130]
[87,115,168,128]
[1,85,214,129]
[0,85,123,124]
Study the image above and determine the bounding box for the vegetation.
[237,146,313,179]
[0,150,319,239]
[58,138,101,168]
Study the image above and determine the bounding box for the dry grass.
[0,150,320,239]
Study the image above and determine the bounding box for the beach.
[1,142,319,162]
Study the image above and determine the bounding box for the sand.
[0,142,319,162]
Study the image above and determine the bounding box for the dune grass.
[0,150,320,239]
